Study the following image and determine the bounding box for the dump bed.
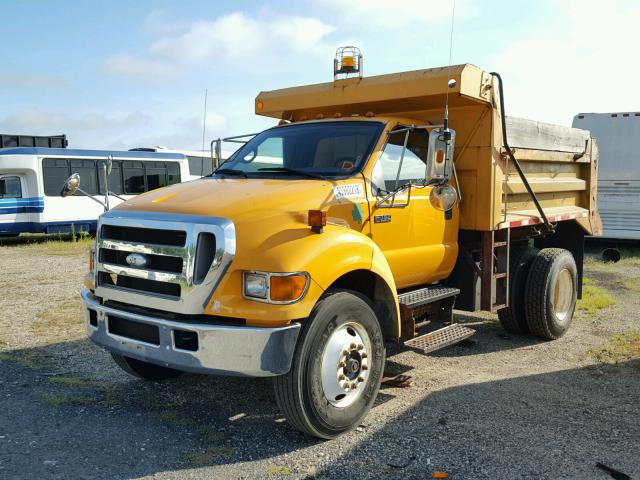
[256,64,601,234]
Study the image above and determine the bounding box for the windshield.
[216,121,383,179]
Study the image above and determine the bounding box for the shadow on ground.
[1,325,638,479]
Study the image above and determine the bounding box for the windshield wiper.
[257,167,328,180]
[213,168,248,178]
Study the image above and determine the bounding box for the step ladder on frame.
[397,227,510,354]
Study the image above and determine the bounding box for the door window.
[371,128,429,193]
[0,176,22,198]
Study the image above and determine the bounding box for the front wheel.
[273,290,385,439]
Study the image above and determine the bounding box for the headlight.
[243,271,309,304]
[244,273,268,299]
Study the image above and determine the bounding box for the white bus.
[0,147,194,236]
[130,146,233,176]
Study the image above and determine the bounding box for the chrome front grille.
[94,211,236,315]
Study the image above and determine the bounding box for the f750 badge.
[374,214,392,223]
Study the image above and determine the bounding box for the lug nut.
[340,381,349,389]
[338,361,346,368]
[358,376,365,382]
[339,374,346,380]
[350,382,358,389]
[361,353,368,359]
[357,344,364,350]
[350,343,357,350]
[361,364,368,370]
[342,349,350,356]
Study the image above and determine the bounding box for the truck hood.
[113,177,367,231]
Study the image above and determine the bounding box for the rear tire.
[497,246,539,334]
[273,290,385,439]
[111,353,183,380]
[524,248,577,340]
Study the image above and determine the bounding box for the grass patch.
[0,350,55,369]
[153,410,195,426]
[41,392,97,407]
[588,331,640,363]
[576,277,616,316]
[266,464,293,476]
[32,299,85,341]
[621,277,640,292]
[184,446,236,466]
[48,375,101,388]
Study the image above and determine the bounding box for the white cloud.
[316,0,474,29]
[106,11,335,79]
[489,0,640,125]
[105,55,176,80]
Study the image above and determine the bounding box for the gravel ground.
[0,238,639,480]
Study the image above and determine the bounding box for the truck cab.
[80,50,600,439]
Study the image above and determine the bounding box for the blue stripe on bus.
[0,197,45,214]
[0,220,97,234]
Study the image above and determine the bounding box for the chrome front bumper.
[81,289,301,377]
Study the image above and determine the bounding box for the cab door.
[368,127,458,289]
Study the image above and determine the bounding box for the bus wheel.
[111,353,183,381]
[273,290,385,439]
[498,246,539,334]
[524,248,577,340]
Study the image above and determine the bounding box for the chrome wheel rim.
[321,322,372,408]
[553,268,573,323]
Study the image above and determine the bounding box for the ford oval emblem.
[125,253,149,268]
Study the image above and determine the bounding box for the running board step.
[398,286,460,308]
[404,324,475,354]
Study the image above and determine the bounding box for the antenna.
[201,88,208,176]
[443,0,456,141]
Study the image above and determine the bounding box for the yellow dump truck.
[79,49,600,438]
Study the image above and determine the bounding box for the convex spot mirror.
[61,173,80,197]
[426,127,456,184]
[430,184,458,211]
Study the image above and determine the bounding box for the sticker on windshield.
[333,184,364,201]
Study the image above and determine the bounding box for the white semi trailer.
[573,112,640,257]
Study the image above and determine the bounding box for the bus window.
[146,161,168,190]
[0,176,22,198]
[69,159,98,195]
[123,161,145,194]
[98,160,124,195]
[187,156,213,176]
[167,162,181,185]
[43,158,71,196]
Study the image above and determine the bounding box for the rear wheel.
[497,246,539,334]
[524,248,577,340]
[111,353,183,381]
[273,290,385,439]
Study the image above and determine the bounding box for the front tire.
[273,290,385,439]
[111,353,183,380]
[524,248,577,340]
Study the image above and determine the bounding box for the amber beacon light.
[308,209,327,233]
[334,46,363,80]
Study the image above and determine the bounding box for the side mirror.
[61,173,81,197]
[426,127,456,184]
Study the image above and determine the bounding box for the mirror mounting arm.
[74,187,109,211]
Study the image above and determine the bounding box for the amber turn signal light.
[308,209,327,233]
[270,274,308,302]
[435,148,445,164]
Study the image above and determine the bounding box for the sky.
[0,0,638,150]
